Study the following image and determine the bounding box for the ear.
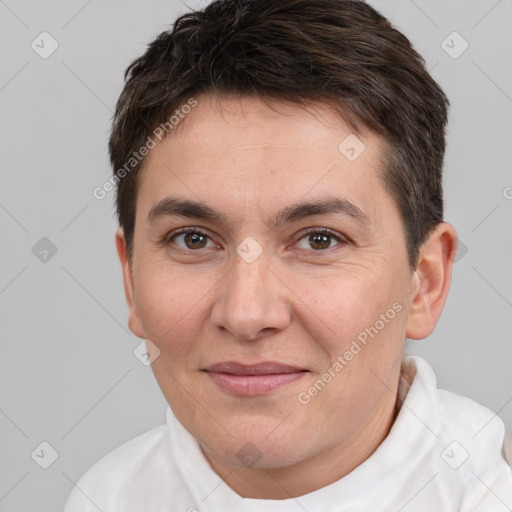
[115,228,145,338]
[405,222,458,340]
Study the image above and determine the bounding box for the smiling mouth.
[202,361,308,395]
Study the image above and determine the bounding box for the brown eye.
[183,232,208,249]
[296,229,346,251]
[308,232,331,250]
[168,229,215,250]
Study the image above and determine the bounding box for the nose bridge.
[211,245,290,340]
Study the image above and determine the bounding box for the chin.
[203,427,310,469]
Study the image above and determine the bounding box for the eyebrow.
[147,196,370,228]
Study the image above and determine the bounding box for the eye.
[296,229,347,251]
[166,228,216,251]
[163,227,347,253]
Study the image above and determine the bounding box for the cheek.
[292,269,391,340]
[134,263,212,349]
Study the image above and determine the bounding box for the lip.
[204,361,306,375]
[203,361,307,396]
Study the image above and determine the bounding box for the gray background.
[0,0,511,510]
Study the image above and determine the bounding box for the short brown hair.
[108,0,449,268]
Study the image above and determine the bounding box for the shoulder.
[63,421,173,511]
[434,377,507,462]
[404,355,504,438]
[437,390,512,510]
[408,355,508,461]
[406,356,512,510]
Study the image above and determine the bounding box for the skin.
[116,94,457,499]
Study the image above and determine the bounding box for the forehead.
[137,94,393,227]
[160,94,383,158]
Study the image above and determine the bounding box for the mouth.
[202,361,308,396]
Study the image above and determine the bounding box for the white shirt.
[63,355,512,511]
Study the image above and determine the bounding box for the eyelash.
[162,227,348,254]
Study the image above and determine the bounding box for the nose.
[211,248,291,341]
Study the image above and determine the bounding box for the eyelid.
[296,227,348,241]
[162,226,349,252]
[163,227,218,250]
[293,227,349,251]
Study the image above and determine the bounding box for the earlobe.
[115,229,145,338]
[405,222,457,340]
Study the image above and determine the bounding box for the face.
[118,94,422,473]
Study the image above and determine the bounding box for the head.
[110,0,457,494]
